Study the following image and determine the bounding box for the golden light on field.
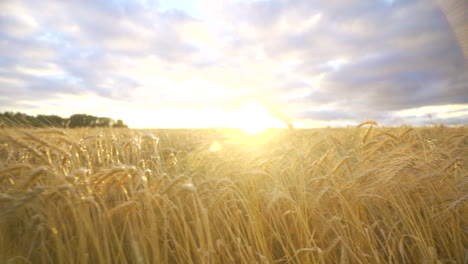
[209,140,222,151]
[116,100,287,131]
[232,101,286,134]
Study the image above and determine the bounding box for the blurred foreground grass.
[0,126,466,263]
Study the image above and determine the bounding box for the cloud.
[296,108,354,121]
[0,0,466,127]
[205,0,467,122]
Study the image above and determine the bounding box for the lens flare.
[233,101,286,134]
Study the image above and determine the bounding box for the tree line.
[0,112,128,128]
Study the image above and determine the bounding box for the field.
[0,125,466,263]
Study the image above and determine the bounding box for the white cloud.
[324,58,348,71]
[0,0,466,127]
[395,104,468,118]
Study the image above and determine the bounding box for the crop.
[0,125,466,263]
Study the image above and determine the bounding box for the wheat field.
[0,125,466,263]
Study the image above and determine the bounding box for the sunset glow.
[0,1,466,262]
[0,0,466,127]
[233,102,286,134]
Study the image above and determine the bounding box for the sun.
[233,101,286,134]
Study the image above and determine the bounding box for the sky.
[0,0,467,129]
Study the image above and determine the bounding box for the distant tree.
[113,119,128,128]
[0,112,15,127]
[1,112,30,127]
[36,115,66,127]
[69,114,84,128]
[96,117,115,127]
[0,111,129,128]
[69,114,98,128]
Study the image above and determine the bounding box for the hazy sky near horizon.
[0,0,467,128]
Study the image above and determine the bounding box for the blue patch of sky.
[380,0,396,5]
[158,0,205,19]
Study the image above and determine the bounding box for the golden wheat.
[0,126,466,263]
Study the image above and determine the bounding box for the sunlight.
[76,97,288,130]
[233,101,286,134]
[209,140,222,151]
